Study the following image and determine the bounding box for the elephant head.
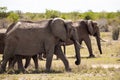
[50,18,81,65]
[87,20,102,54]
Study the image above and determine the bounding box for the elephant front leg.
[84,37,95,58]
[0,55,11,73]
[16,55,27,73]
[7,58,17,74]
[45,48,54,72]
[55,45,71,72]
[32,55,39,71]
[0,59,8,73]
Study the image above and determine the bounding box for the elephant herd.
[0,18,102,74]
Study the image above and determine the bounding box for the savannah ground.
[0,32,120,80]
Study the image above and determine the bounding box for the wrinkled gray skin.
[0,18,81,73]
[0,33,5,54]
[0,29,6,54]
[65,20,102,57]
[7,23,39,72]
[0,25,39,72]
[0,23,66,73]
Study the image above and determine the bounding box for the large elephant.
[0,26,39,73]
[0,23,66,73]
[0,18,81,73]
[67,20,102,57]
[0,29,6,54]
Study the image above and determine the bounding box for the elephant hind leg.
[55,45,71,72]
[24,57,31,69]
[32,55,40,73]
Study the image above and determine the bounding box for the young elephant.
[7,55,38,73]
[0,18,81,73]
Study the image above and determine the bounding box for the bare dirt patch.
[92,64,120,69]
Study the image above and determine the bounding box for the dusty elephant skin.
[77,20,102,57]
[65,20,102,58]
[0,18,81,73]
[0,29,6,54]
[0,27,39,73]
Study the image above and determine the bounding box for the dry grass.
[0,32,120,80]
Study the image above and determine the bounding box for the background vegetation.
[0,7,120,28]
[0,7,120,39]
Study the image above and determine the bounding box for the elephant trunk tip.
[100,51,102,54]
[75,60,80,65]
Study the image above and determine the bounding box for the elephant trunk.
[74,40,81,65]
[95,35,102,54]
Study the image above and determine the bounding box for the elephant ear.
[92,21,99,36]
[87,20,94,35]
[50,18,67,41]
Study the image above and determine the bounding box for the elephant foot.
[7,69,15,74]
[33,69,40,73]
[0,67,5,74]
[0,70,5,74]
[65,68,71,72]
[17,69,29,74]
[45,69,51,73]
[75,60,80,65]
[88,54,95,58]
[22,70,29,74]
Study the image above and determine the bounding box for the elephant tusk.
[100,38,107,42]
[75,40,83,49]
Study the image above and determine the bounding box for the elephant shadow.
[11,69,63,74]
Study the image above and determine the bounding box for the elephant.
[0,23,66,73]
[65,20,102,57]
[0,29,6,54]
[0,29,6,64]
[0,26,39,73]
[0,18,81,73]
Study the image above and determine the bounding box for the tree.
[0,7,8,18]
[7,11,19,22]
[0,7,7,12]
[70,11,80,21]
[45,9,61,19]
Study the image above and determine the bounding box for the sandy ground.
[92,64,120,69]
